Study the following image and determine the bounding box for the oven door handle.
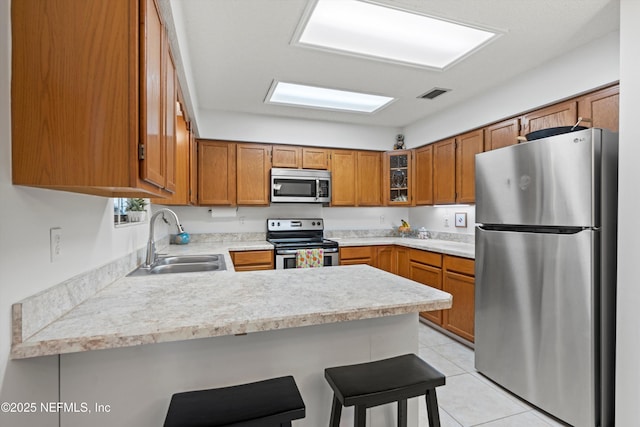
[277,248,338,255]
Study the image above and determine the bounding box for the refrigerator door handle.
[478,224,588,234]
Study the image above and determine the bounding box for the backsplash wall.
[163,204,410,235]
[409,205,476,237]
[159,203,475,241]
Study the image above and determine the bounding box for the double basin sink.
[128,254,226,276]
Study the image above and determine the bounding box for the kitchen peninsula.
[11,256,451,427]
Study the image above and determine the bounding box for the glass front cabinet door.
[384,150,413,205]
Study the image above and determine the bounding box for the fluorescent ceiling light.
[267,81,394,113]
[295,0,499,70]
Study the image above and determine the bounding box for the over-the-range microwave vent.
[418,88,451,100]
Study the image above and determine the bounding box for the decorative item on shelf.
[393,134,405,150]
[125,198,148,222]
[418,227,429,239]
[398,219,411,238]
[391,170,407,189]
[455,212,467,228]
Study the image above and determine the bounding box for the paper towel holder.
[208,207,239,218]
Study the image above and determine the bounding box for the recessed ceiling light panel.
[294,0,501,70]
[266,81,394,113]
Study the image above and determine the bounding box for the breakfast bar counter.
[12,265,451,359]
[11,248,451,427]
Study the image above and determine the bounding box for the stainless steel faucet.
[144,208,185,268]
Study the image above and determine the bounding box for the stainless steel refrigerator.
[475,128,618,427]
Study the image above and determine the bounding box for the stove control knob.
[277,222,281,226]
[317,220,322,226]
[312,221,316,226]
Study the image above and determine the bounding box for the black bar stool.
[164,375,305,427]
[324,354,445,427]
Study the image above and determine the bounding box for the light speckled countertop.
[333,237,475,259]
[12,237,470,359]
[11,241,452,359]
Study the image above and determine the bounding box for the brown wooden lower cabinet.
[442,255,475,342]
[338,244,475,342]
[408,249,443,324]
[375,246,394,272]
[230,250,274,271]
[395,247,410,279]
[372,246,412,277]
[339,246,376,266]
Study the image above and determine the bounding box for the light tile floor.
[417,323,570,427]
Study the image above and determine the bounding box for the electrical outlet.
[50,227,62,262]
[380,215,385,224]
[443,215,450,228]
[239,216,245,225]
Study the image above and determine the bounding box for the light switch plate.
[50,227,62,262]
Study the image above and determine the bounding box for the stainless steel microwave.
[270,168,331,203]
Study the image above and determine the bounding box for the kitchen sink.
[146,262,222,274]
[128,254,226,276]
[154,255,222,265]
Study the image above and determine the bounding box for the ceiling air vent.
[418,88,451,100]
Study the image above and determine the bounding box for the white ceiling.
[166,0,619,129]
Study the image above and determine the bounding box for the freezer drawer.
[475,226,600,427]
[475,128,600,227]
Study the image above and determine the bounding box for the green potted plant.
[126,198,148,222]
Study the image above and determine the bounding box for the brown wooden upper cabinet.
[140,0,165,190]
[484,118,520,151]
[432,132,482,205]
[197,140,236,206]
[329,150,382,207]
[433,139,456,204]
[414,145,434,205]
[330,150,358,206]
[189,125,199,206]
[11,0,177,198]
[577,85,619,132]
[521,100,578,136]
[151,114,190,206]
[272,145,301,168]
[236,143,271,205]
[303,148,329,169]
[456,129,484,204]
[384,150,414,206]
[163,41,178,194]
[271,145,329,169]
[356,151,382,206]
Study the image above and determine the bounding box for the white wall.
[403,31,620,147]
[197,109,400,151]
[0,1,153,425]
[615,0,639,423]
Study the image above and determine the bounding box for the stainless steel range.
[267,218,339,269]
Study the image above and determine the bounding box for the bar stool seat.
[164,375,305,427]
[324,354,445,427]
